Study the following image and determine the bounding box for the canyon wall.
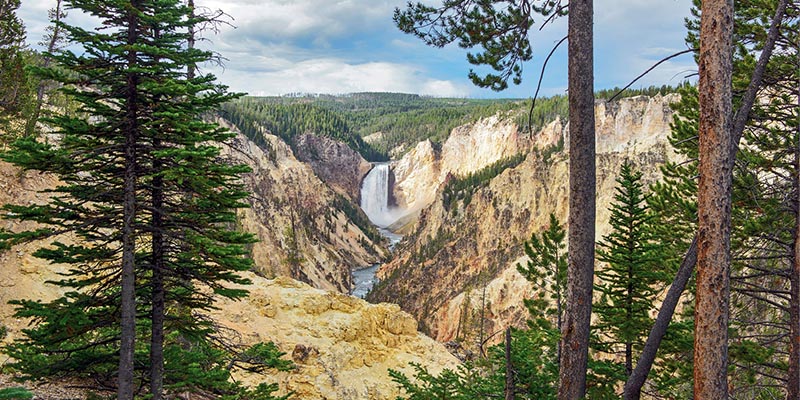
[391,114,538,214]
[293,132,373,203]
[221,125,386,293]
[370,94,678,346]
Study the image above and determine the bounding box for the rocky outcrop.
[391,139,441,212]
[216,273,459,399]
[0,162,73,342]
[293,132,373,202]
[370,94,678,345]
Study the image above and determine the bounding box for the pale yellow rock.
[215,272,459,400]
[392,114,530,214]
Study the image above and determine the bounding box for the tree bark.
[187,0,196,80]
[558,1,595,398]
[505,327,514,400]
[150,137,165,400]
[118,1,141,398]
[694,0,734,398]
[788,73,800,400]
[623,1,786,397]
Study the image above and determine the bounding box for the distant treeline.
[221,85,689,161]
[220,98,388,161]
[595,82,691,100]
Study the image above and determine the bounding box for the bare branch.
[607,48,697,103]
[526,35,567,135]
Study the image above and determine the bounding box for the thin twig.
[607,48,698,103]
[527,35,568,135]
[539,2,567,31]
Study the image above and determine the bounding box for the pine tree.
[0,0,283,397]
[629,2,795,397]
[593,162,666,390]
[517,213,567,365]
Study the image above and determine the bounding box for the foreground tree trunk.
[623,1,786,397]
[150,138,165,399]
[187,0,196,80]
[789,81,800,400]
[558,0,595,398]
[118,1,141,397]
[694,0,734,398]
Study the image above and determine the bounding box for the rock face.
[370,94,678,345]
[391,114,534,214]
[220,124,386,293]
[216,273,459,400]
[293,132,373,202]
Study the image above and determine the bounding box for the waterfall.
[360,163,395,228]
[353,163,404,298]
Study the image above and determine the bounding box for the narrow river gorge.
[351,162,404,298]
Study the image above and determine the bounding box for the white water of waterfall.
[360,163,395,228]
[352,163,404,298]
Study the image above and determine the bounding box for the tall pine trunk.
[558,0,595,398]
[504,327,514,400]
[789,83,800,400]
[694,0,733,398]
[118,1,142,398]
[150,137,165,400]
[187,0,196,80]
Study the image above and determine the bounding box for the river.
[352,164,405,298]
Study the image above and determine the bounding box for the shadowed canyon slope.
[369,94,678,345]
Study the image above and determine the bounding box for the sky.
[18,0,697,99]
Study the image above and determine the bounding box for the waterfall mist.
[360,163,405,228]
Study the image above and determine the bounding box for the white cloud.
[209,58,471,97]
[17,0,697,98]
[202,0,396,43]
[18,0,101,50]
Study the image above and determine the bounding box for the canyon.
[369,94,677,347]
[0,93,678,398]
